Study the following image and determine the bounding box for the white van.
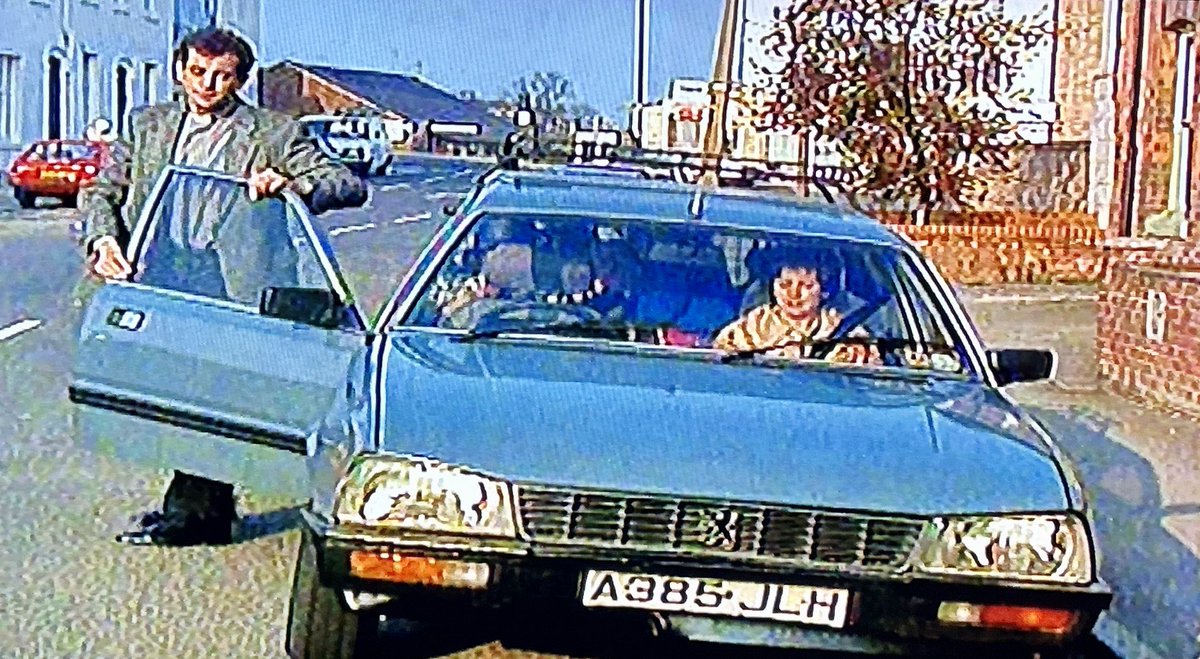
[300,114,394,177]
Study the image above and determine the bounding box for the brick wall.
[971,142,1091,213]
[878,212,1105,285]
[300,75,369,116]
[1054,0,1106,142]
[1093,0,1200,416]
[1107,0,1185,238]
[1134,11,1180,223]
[260,65,373,117]
[1098,239,1200,414]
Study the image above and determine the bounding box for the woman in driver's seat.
[712,258,878,365]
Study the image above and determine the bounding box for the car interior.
[420,216,942,353]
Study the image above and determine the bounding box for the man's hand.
[89,236,132,280]
[247,168,290,201]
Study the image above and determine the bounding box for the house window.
[1165,31,1196,238]
[143,61,159,104]
[113,63,132,137]
[82,52,99,128]
[0,55,18,143]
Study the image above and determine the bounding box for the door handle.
[106,308,146,331]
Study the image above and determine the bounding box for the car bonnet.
[372,332,1073,516]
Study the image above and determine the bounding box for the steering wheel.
[809,297,890,360]
[471,300,604,330]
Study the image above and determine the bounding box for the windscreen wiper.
[450,319,620,344]
[718,336,958,364]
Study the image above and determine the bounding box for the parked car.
[301,114,394,177]
[69,165,1111,658]
[6,139,107,208]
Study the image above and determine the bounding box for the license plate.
[40,171,68,180]
[580,570,850,628]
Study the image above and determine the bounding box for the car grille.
[517,485,926,572]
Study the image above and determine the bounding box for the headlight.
[334,455,517,538]
[910,514,1093,584]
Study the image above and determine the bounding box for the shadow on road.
[489,609,845,659]
[234,504,304,543]
[1029,405,1200,659]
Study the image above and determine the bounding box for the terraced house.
[1091,0,1200,416]
[0,0,261,163]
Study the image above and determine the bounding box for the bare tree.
[752,0,1052,221]
[503,71,594,134]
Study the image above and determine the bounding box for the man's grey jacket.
[78,94,368,257]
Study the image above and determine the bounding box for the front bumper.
[306,519,1113,656]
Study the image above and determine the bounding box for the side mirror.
[988,348,1057,386]
[259,287,345,329]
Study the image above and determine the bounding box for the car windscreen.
[400,213,972,376]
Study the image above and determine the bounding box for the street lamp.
[632,0,651,139]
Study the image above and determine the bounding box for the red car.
[6,139,107,209]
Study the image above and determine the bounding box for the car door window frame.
[373,184,498,332]
[122,165,365,331]
[896,246,993,384]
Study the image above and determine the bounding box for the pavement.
[0,156,1197,658]
[967,284,1200,659]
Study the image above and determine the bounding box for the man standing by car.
[76,26,367,547]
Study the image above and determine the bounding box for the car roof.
[30,139,97,147]
[464,169,908,248]
[548,164,649,179]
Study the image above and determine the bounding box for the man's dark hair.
[173,27,257,83]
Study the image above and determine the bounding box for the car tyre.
[285,530,381,659]
[14,187,36,209]
[61,194,78,208]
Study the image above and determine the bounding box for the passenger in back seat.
[539,230,633,316]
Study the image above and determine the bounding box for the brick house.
[1054,0,1107,143]
[1093,0,1200,415]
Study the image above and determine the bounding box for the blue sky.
[263,0,1054,120]
[263,0,725,118]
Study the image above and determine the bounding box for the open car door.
[69,167,368,501]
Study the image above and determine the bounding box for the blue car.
[70,166,1111,658]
